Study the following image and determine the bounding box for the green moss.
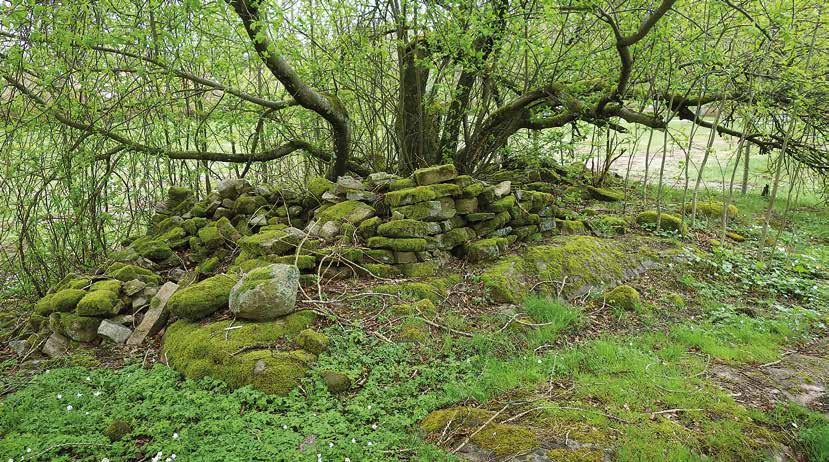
[167,274,238,320]
[294,329,329,354]
[399,261,439,278]
[413,163,457,185]
[389,177,416,191]
[587,186,624,202]
[197,256,221,274]
[487,195,516,212]
[107,264,162,285]
[665,292,685,308]
[685,201,738,220]
[357,216,382,240]
[364,249,394,264]
[182,217,209,236]
[376,219,440,238]
[130,237,173,261]
[307,176,334,199]
[166,186,194,213]
[636,211,687,234]
[726,231,745,242]
[384,184,460,207]
[557,219,587,235]
[362,263,402,278]
[390,298,436,316]
[54,274,91,291]
[321,371,351,393]
[398,320,429,342]
[216,216,242,241]
[90,279,122,293]
[481,257,526,303]
[375,281,443,303]
[465,237,509,262]
[76,290,121,317]
[440,227,476,248]
[590,215,628,235]
[35,289,86,316]
[454,197,478,214]
[49,312,100,342]
[604,284,641,311]
[472,211,511,236]
[104,420,132,442]
[421,407,539,456]
[367,236,428,252]
[238,228,302,257]
[163,313,316,395]
[196,225,223,250]
[233,194,262,215]
[316,200,376,225]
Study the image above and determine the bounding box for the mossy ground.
[2,182,827,461]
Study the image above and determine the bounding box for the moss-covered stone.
[197,256,221,274]
[384,184,460,207]
[159,226,188,248]
[367,236,428,252]
[685,200,738,220]
[726,231,745,242]
[35,289,87,316]
[229,264,299,321]
[49,312,101,342]
[294,329,329,355]
[636,210,687,234]
[166,186,194,214]
[590,215,628,235]
[399,261,439,278]
[421,407,538,456]
[76,290,121,317]
[316,200,376,225]
[307,176,334,199]
[182,217,209,236]
[487,195,516,212]
[364,249,394,264]
[321,371,351,393]
[90,279,122,293]
[107,264,162,285]
[54,274,91,291]
[464,237,509,262]
[357,216,382,240]
[197,225,224,250]
[481,257,526,303]
[440,227,476,248]
[413,164,457,185]
[216,216,242,241]
[238,228,303,257]
[454,197,478,214]
[587,185,624,202]
[392,200,454,221]
[377,219,441,238]
[398,320,429,342]
[557,219,587,235]
[162,313,316,395]
[390,298,436,316]
[362,263,402,278]
[130,237,173,261]
[168,274,238,321]
[104,419,132,442]
[375,281,444,303]
[604,284,641,311]
[472,211,510,236]
[389,177,416,191]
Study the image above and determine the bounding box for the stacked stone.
[27,266,176,358]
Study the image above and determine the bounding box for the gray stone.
[217,178,252,199]
[109,314,135,325]
[97,319,133,344]
[229,264,300,321]
[346,190,377,202]
[9,339,28,357]
[493,181,511,198]
[131,296,148,310]
[367,172,397,187]
[126,281,178,346]
[335,176,365,192]
[319,221,341,240]
[42,333,69,358]
[122,279,146,296]
[321,191,339,202]
[248,214,268,227]
[221,198,235,208]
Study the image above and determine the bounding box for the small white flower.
[93,391,101,397]
[316,454,322,462]
[66,405,73,411]
[173,432,179,439]
[85,412,90,415]
[345,458,351,462]
[367,405,372,410]
[171,456,176,460]
[8,458,14,462]
[165,459,171,462]
[282,424,288,430]
[537,359,542,364]
[26,449,31,453]
[76,392,83,398]
[328,442,333,448]
[351,438,356,443]
[102,458,110,462]
[371,423,377,430]
[86,377,92,381]
[367,441,373,446]
[56,393,62,400]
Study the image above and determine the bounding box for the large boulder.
[35,288,86,316]
[167,274,237,321]
[162,312,317,395]
[229,264,300,321]
[75,290,122,317]
[49,312,101,342]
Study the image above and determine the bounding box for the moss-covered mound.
[586,185,624,202]
[482,235,659,301]
[162,312,317,395]
[167,274,238,321]
[421,407,539,457]
[636,210,687,234]
[684,200,738,220]
[35,289,87,316]
[604,284,641,311]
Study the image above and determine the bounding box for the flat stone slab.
[126,281,178,346]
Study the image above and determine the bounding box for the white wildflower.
[367,441,373,446]
[66,405,73,411]
[56,393,62,400]
[371,424,377,430]
[173,432,179,439]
